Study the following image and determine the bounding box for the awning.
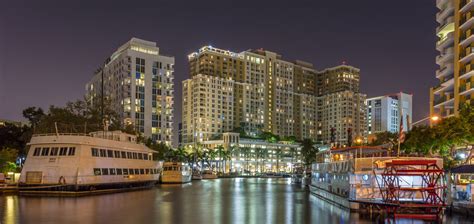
[451,165,474,174]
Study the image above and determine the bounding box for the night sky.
[1,1,438,141]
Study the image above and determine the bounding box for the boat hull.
[161,174,192,184]
[309,184,359,210]
[18,180,158,196]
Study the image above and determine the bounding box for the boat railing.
[32,133,91,137]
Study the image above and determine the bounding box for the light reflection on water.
[0,178,470,224]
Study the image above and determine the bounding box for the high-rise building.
[317,65,367,146]
[86,38,174,145]
[366,92,413,135]
[182,45,367,146]
[430,0,473,120]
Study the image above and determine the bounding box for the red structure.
[376,160,447,220]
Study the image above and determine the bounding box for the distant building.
[317,65,367,146]
[366,92,413,135]
[178,122,183,147]
[0,119,27,127]
[86,38,174,145]
[430,0,473,120]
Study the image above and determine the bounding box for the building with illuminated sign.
[86,38,174,145]
[366,92,412,135]
[430,0,474,120]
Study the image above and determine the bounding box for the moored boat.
[161,162,192,183]
[201,170,218,179]
[19,131,162,195]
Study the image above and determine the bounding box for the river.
[0,178,471,223]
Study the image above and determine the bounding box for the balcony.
[460,68,474,80]
[436,32,454,51]
[460,29,474,46]
[437,3,454,22]
[460,14,474,30]
[436,47,454,65]
[434,95,455,108]
[459,82,474,95]
[460,47,474,64]
[436,64,454,78]
[461,0,474,13]
[437,0,449,9]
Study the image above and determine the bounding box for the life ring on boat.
[58,176,66,185]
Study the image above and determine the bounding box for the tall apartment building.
[317,65,367,146]
[366,92,413,135]
[182,45,366,146]
[430,0,474,120]
[86,38,174,145]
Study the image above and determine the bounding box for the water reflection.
[0,178,471,224]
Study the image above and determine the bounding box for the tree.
[216,145,225,173]
[0,148,18,173]
[369,131,398,148]
[301,138,319,167]
[22,107,44,129]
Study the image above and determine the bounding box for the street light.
[431,115,440,122]
[355,137,363,145]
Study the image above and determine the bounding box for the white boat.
[201,170,217,179]
[19,131,162,194]
[161,162,192,183]
[192,169,202,180]
[261,172,283,178]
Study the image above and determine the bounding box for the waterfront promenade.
[0,178,471,224]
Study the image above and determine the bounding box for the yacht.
[161,162,192,183]
[201,170,218,179]
[192,169,202,180]
[19,131,162,194]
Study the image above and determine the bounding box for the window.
[133,153,138,159]
[114,151,121,158]
[101,168,109,175]
[135,169,139,174]
[140,169,145,175]
[109,168,116,175]
[127,152,132,159]
[91,148,99,157]
[59,147,68,156]
[68,147,76,156]
[121,151,127,158]
[144,154,149,160]
[117,168,123,175]
[94,168,101,175]
[50,147,59,156]
[146,169,150,174]
[33,148,41,156]
[41,147,50,156]
[100,149,106,157]
[129,169,134,175]
[107,150,113,158]
[123,169,129,175]
[138,153,143,160]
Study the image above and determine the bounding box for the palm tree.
[274,148,283,173]
[216,145,225,173]
[241,147,251,174]
[221,147,234,174]
[289,147,297,173]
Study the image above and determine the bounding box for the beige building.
[430,0,474,120]
[86,38,174,145]
[183,45,366,146]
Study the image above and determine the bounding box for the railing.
[32,133,91,137]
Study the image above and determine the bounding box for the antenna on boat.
[54,122,59,137]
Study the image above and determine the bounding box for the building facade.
[431,0,474,120]
[197,132,302,174]
[86,38,174,145]
[366,92,413,135]
[317,65,367,146]
[182,45,367,147]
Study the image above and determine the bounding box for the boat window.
[33,147,41,156]
[133,153,138,159]
[173,167,177,171]
[135,169,139,174]
[117,168,123,175]
[121,151,127,158]
[94,168,101,175]
[109,168,116,175]
[100,149,106,157]
[107,150,113,158]
[68,147,76,156]
[114,151,121,158]
[41,147,50,156]
[59,147,68,156]
[127,152,132,159]
[102,168,109,175]
[146,169,150,174]
[91,148,99,157]
[129,169,134,175]
[123,169,129,175]
[149,169,153,174]
[140,169,145,174]
[50,147,59,156]
[152,153,159,161]
[138,153,143,160]
[144,154,149,160]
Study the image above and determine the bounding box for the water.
[0,178,471,224]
